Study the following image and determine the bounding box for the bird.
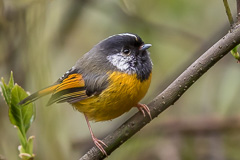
[19,33,153,156]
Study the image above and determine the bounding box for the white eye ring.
[122,48,131,55]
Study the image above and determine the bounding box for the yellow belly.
[72,71,152,122]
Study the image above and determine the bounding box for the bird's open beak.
[139,44,152,51]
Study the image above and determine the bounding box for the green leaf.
[8,71,14,90]
[1,72,35,158]
[231,44,240,61]
[26,136,35,155]
[17,127,28,149]
[0,72,14,106]
[11,85,35,134]
[18,136,35,159]
[1,72,35,135]
[1,78,9,105]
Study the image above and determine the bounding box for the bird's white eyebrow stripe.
[118,33,138,41]
[105,33,138,42]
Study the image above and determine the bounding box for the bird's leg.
[84,114,108,156]
[136,103,152,120]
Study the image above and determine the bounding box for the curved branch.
[79,24,240,160]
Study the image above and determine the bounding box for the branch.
[79,24,240,160]
[73,115,240,150]
[151,24,229,99]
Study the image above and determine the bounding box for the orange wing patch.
[57,74,85,92]
[19,73,88,106]
[47,73,88,105]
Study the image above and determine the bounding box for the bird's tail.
[19,84,59,105]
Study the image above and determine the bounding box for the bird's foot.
[136,103,152,120]
[92,136,108,156]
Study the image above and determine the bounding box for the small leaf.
[1,74,36,132]
[27,136,35,155]
[0,72,35,158]
[231,44,240,62]
[1,77,13,106]
[8,71,14,90]
[11,85,35,134]
[18,136,35,159]
[17,126,27,148]
[1,79,9,105]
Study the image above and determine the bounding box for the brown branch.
[151,24,229,99]
[79,24,240,160]
[73,115,240,151]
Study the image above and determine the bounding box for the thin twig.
[237,0,240,23]
[79,24,240,160]
[223,0,234,26]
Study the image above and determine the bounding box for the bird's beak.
[139,44,152,51]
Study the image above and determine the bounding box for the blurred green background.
[1,0,240,160]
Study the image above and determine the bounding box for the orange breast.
[73,71,152,122]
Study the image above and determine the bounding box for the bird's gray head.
[96,33,153,81]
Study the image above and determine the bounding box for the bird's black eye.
[122,48,131,55]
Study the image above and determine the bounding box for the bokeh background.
[1,0,240,160]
